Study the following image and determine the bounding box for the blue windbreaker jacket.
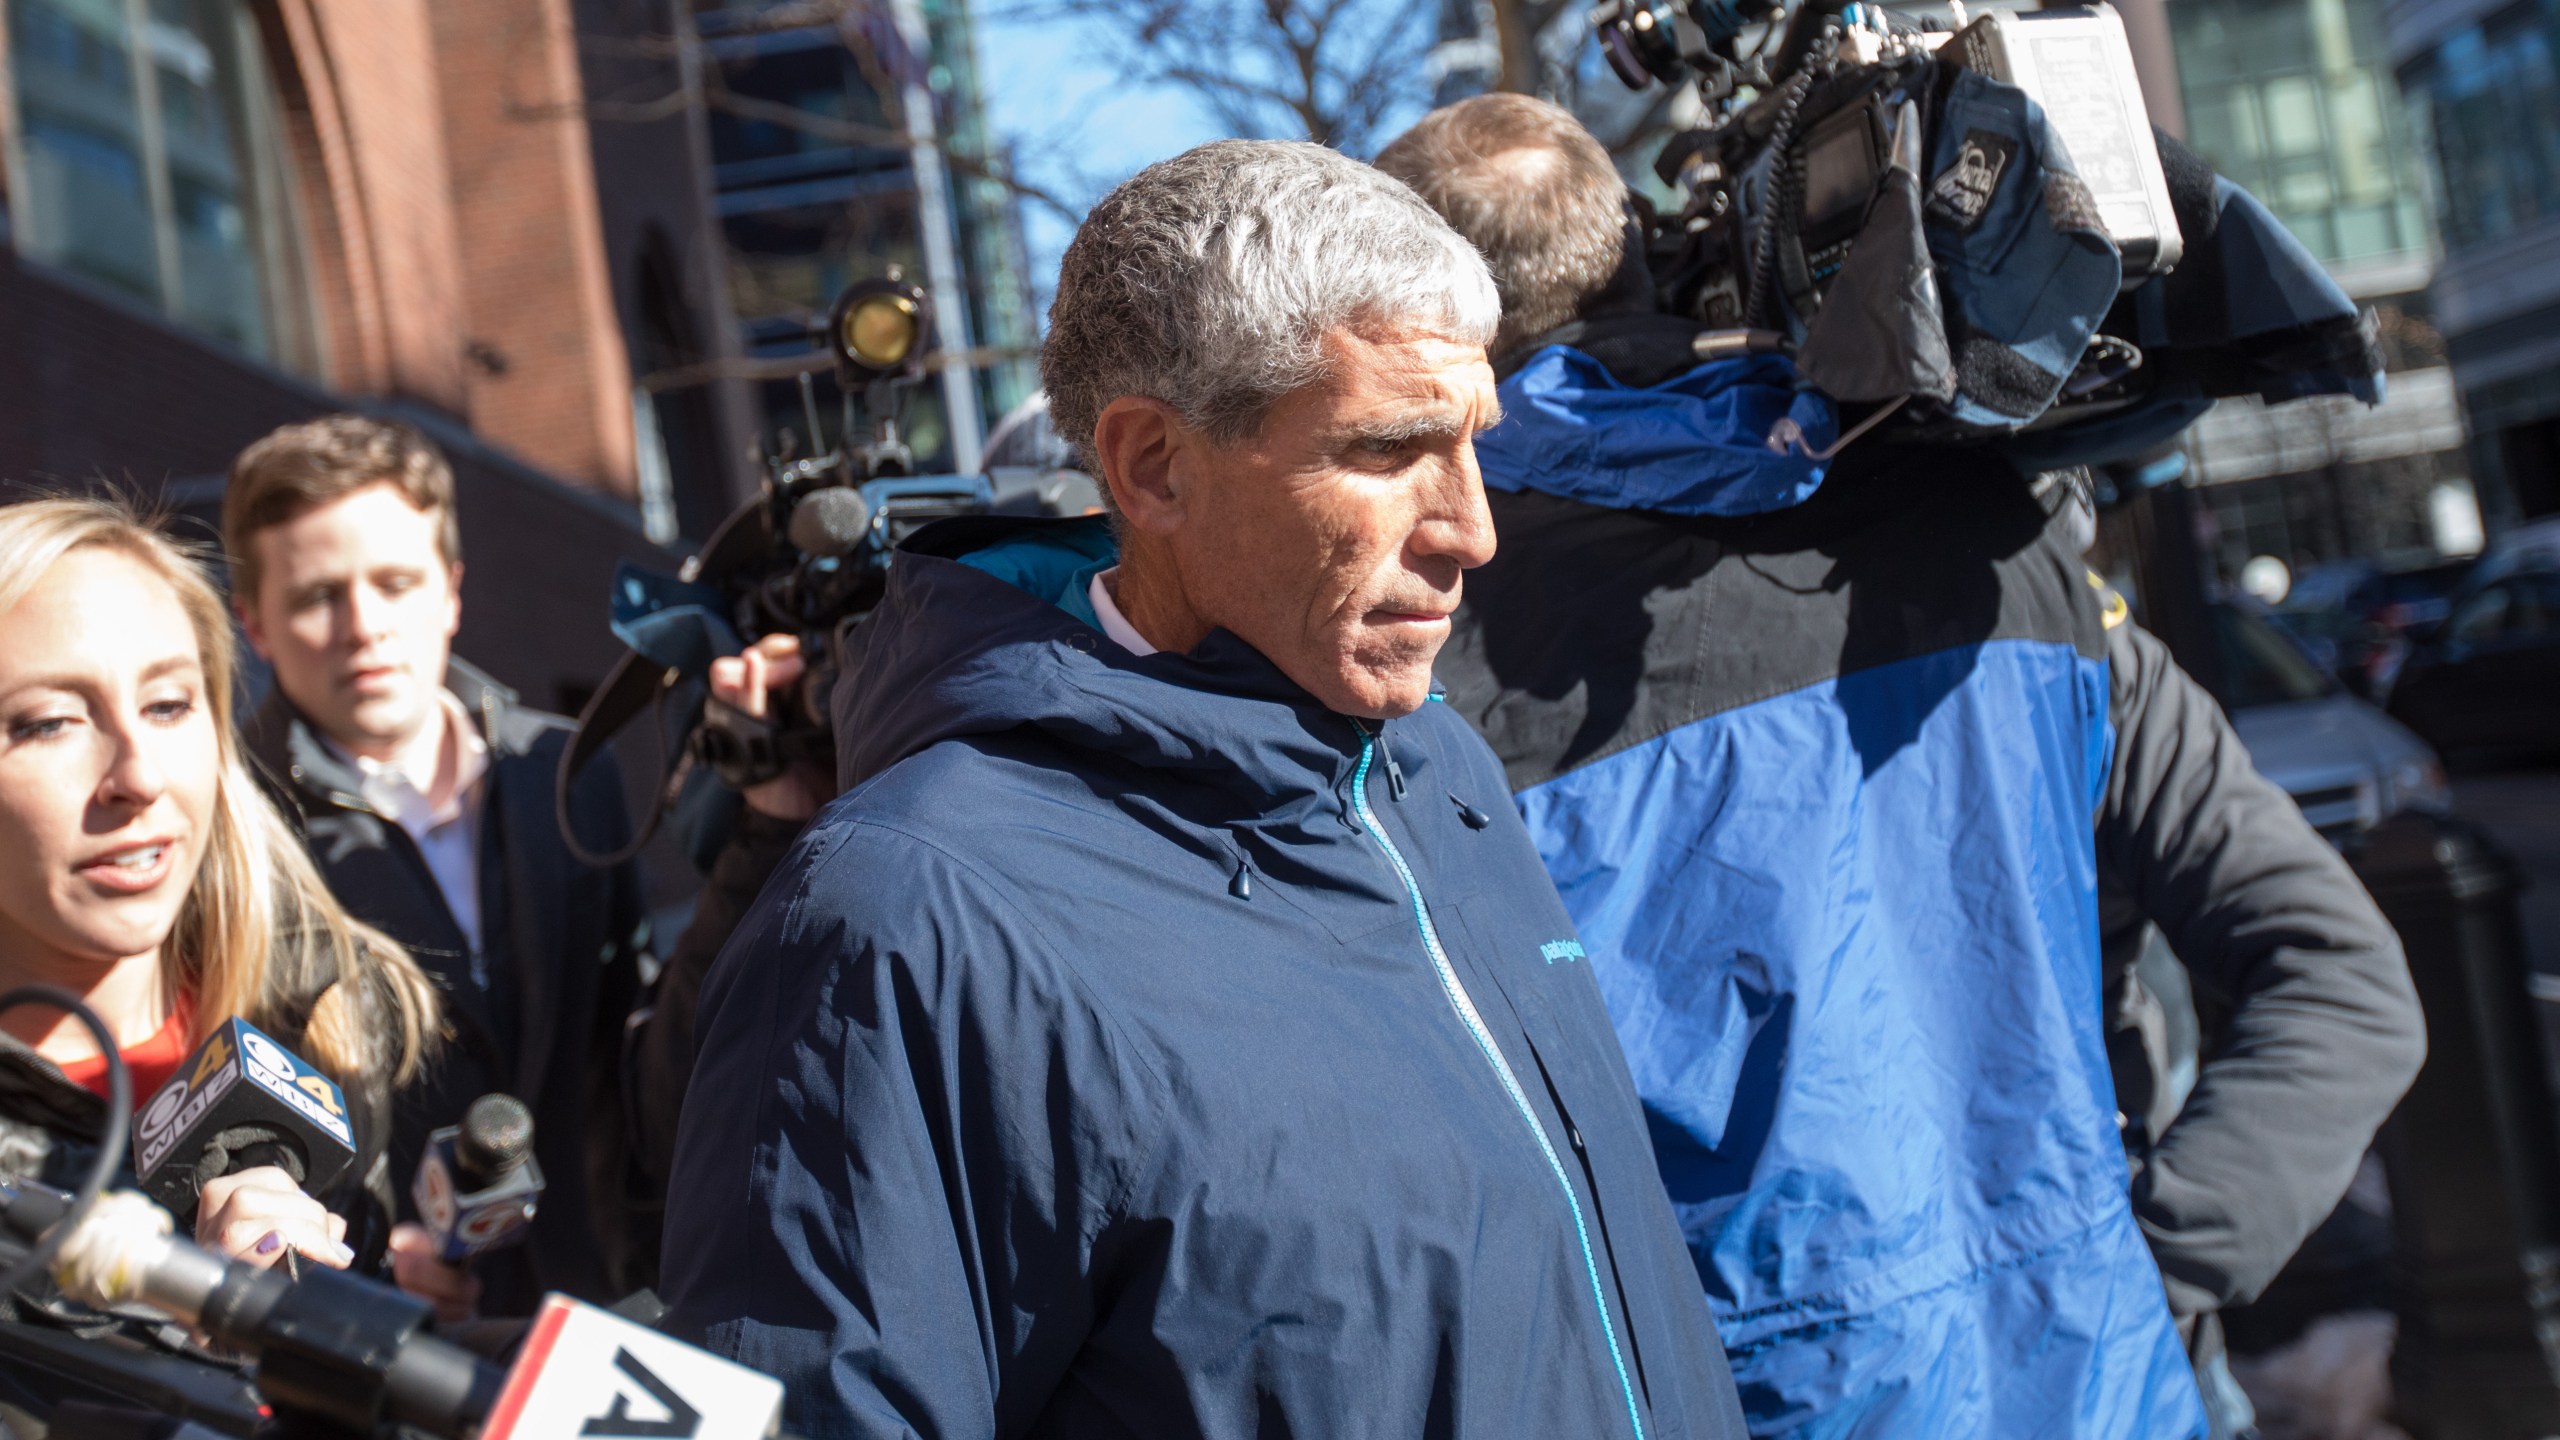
[660,516,1751,1440]
[1435,344,2208,1438]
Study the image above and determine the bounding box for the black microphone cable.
[0,986,129,1300]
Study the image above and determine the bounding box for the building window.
[2397,0,2560,250]
[4,0,318,370]
[2173,0,2435,269]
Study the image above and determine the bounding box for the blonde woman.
[0,496,438,1275]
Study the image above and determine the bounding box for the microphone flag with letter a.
[479,1295,783,1440]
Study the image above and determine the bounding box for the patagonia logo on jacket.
[1541,939,1588,965]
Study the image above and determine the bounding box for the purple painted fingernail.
[254,1231,282,1256]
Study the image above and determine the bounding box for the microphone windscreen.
[786,487,873,559]
[457,1094,535,1184]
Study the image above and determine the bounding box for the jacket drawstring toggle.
[1451,794,1492,830]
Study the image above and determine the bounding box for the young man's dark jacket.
[660,516,1750,1440]
[1431,316,2423,1437]
[244,659,649,1311]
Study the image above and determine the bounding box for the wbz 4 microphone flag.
[135,1018,358,1212]
[481,1295,784,1440]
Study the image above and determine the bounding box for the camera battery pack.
[1941,6,2182,284]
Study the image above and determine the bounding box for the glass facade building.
[2175,0,2435,278]
[2168,0,2487,584]
[3,0,318,371]
[695,0,1037,470]
[2387,0,2560,523]
[2395,0,2560,252]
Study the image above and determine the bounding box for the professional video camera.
[556,273,1093,865]
[1584,0,2382,466]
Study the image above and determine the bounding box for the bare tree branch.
[1046,0,1433,156]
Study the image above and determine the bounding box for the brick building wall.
[269,0,473,412]
[0,243,662,714]
[0,0,750,685]
[426,0,640,495]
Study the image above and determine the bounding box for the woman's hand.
[387,1222,483,1326]
[708,634,835,822]
[193,1167,352,1270]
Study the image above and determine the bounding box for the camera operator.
[0,498,440,1304]
[1381,95,2424,1439]
[222,418,651,1318]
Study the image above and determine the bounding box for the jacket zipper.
[1348,723,1646,1440]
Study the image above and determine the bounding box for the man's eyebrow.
[1335,403,1506,446]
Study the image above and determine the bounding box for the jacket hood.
[1474,345,1837,517]
[830,516,1363,805]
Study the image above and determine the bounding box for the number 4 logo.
[581,1349,702,1439]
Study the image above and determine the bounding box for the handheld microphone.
[133,1019,357,1219]
[412,1094,544,1264]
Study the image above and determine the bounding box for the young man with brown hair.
[223,415,651,1316]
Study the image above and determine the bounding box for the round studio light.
[827,277,931,382]
[843,293,918,370]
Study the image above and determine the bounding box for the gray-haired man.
[660,140,1749,1438]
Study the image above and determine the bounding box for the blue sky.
[971,8,1226,302]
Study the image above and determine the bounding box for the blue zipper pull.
[1450,793,1491,829]
[1229,855,1253,900]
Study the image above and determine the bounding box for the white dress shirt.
[1090,568,1159,657]
[327,690,492,978]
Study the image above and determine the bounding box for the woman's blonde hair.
[0,496,439,1085]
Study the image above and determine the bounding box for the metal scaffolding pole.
[889,0,986,475]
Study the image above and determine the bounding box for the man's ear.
[233,594,272,663]
[1091,396,1198,535]
[443,561,464,638]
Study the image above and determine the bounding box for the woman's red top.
[56,1000,195,1101]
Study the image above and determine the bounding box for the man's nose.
[1416,449,1498,571]
[343,583,391,645]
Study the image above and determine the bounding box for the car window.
[2513,574,2560,637]
[2446,584,2513,645]
[2215,604,2334,708]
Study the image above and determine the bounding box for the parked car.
[2272,559,2473,701]
[2217,600,2450,844]
[2387,532,2560,764]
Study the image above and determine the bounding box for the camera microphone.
[133,1019,358,1220]
[412,1093,544,1264]
[0,1183,500,1437]
[786,486,874,560]
[0,1180,785,1440]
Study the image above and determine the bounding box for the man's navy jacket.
[660,517,1750,1440]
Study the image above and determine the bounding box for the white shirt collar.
[324,689,490,833]
[1088,568,1159,657]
